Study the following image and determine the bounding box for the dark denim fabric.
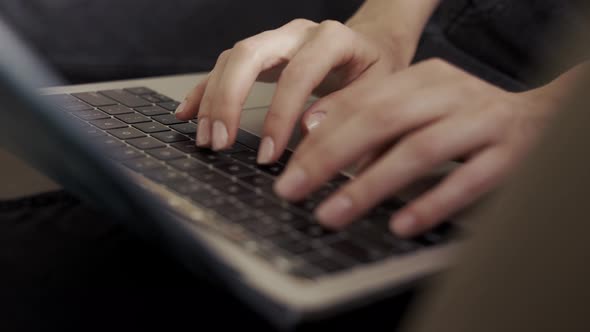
[434,0,590,88]
[0,0,363,83]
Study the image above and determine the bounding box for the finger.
[313,110,498,229]
[355,147,387,173]
[175,75,209,121]
[257,20,378,164]
[208,19,316,151]
[194,50,232,147]
[390,147,512,237]
[275,80,458,202]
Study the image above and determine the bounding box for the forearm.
[346,0,441,50]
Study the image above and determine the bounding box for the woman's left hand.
[274,58,559,237]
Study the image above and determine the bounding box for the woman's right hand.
[175,18,417,164]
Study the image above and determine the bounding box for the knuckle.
[318,19,344,34]
[424,57,448,68]
[288,18,316,28]
[233,38,259,56]
[215,49,232,65]
[403,134,441,164]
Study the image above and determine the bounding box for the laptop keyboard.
[46,87,456,280]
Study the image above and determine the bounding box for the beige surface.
[0,73,276,200]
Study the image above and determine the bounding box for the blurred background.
[0,0,586,89]
[0,0,363,83]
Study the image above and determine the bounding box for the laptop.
[0,19,460,327]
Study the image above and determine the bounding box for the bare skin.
[175,0,583,237]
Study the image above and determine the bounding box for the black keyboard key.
[215,202,253,222]
[329,239,373,263]
[301,252,351,273]
[144,168,187,183]
[348,222,420,255]
[220,144,249,155]
[194,193,232,208]
[171,141,198,153]
[311,186,337,201]
[279,150,293,164]
[127,137,166,150]
[152,114,186,125]
[79,126,106,138]
[116,113,151,124]
[270,234,314,255]
[190,149,232,165]
[258,163,285,177]
[151,131,189,143]
[153,94,173,102]
[232,151,258,166]
[328,174,351,187]
[190,188,222,203]
[188,169,233,185]
[241,216,285,237]
[90,119,128,130]
[146,147,186,161]
[109,147,143,161]
[170,123,197,135]
[266,207,309,228]
[168,158,207,172]
[46,94,93,112]
[63,114,87,128]
[293,198,320,214]
[125,87,156,95]
[99,89,151,107]
[94,136,125,149]
[100,105,135,115]
[237,194,276,209]
[217,182,256,197]
[74,109,110,121]
[123,158,165,172]
[297,224,337,239]
[141,95,162,103]
[72,92,117,107]
[158,101,181,111]
[134,105,169,116]
[108,127,145,140]
[374,198,405,216]
[133,122,169,133]
[214,162,256,178]
[239,174,274,193]
[168,181,210,196]
[414,222,456,246]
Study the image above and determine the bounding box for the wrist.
[345,0,440,66]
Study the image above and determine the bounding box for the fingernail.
[257,136,275,164]
[316,195,353,226]
[212,120,228,150]
[391,213,417,237]
[197,118,210,146]
[175,100,186,115]
[274,166,307,199]
[305,111,327,131]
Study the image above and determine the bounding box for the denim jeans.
[1,0,585,88]
[0,0,363,83]
[432,0,589,88]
